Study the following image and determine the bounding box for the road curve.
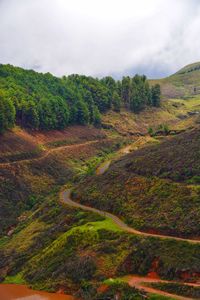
[127,275,197,300]
[61,189,200,244]
[61,191,200,299]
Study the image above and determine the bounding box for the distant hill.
[175,62,200,75]
[151,61,200,99]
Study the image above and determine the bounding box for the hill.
[0,64,161,133]
[151,62,200,99]
[1,62,200,299]
[74,127,200,238]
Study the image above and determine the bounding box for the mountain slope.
[75,127,200,238]
[151,62,200,99]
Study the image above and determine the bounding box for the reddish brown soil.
[147,258,160,279]
[0,126,105,156]
[0,284,75,300]
[178,271,200,282]
[28,125,105,144]
[97,284,109,293]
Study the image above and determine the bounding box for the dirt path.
[60,135,200,244]
[61,189,200,244]
[61,190,200,299]
[126,275,198,300]
[0,140,102,167]
[60,136,200,298]
[95,136,150,175]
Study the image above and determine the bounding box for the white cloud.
[0,0,200,78]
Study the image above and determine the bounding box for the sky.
[0,0,200,78]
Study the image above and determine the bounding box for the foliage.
[0,64,161,132]
[0,91,15,133]
[121,75,160,113]
[151,84,161,107]
[75,129,200,237]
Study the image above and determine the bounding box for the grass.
[0,236,9,248]
[148,294,176,300]
[2,191,200,294]
[4,273,25,285]
[70,139,129,178]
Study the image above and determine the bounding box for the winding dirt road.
[61,190,200,299]
[61,189,200,244]
[126,275,198,300]
[0,139,102,167]
[60,141,200,299]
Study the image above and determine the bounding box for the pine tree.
[112,91,121,112]
[151,84,161,107]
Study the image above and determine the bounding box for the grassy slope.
[150,62,200,99]
[75,127,200,238]
[102,96,200,135]
[1,192,200,294]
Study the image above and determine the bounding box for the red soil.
[0,126,105,156]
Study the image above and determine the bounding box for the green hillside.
[0,64,160,133]
[75,127,200,238]
[1,62,200,299]
[151,62,200,100]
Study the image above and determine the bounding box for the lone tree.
[151,84,161,107]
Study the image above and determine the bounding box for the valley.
[1,62,200,300]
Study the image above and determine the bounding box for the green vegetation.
[148,124,170,136]
[71,139,128,178]
[3,273,25,285]
[2,193,200,294]
[148,294,176,300]
[149,282,200,299]
[150,62,200,100]
[2,62,200,299]
[0,91,15,133]
[0,64,160,131]
[121,75,160,112]
[75,128,200,237]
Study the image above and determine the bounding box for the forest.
[0,64,161,132]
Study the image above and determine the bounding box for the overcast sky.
[0,0,200,78]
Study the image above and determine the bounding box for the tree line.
[0,64,161,133]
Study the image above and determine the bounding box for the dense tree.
[0,92,15,133]
[21,101,39,129]
[112,91,121,112]
[121,76,131,108]
[101,76,116,93]
[74,100,90,125]
[0,64,161,132]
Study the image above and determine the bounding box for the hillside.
[75,127,200,238]
[151,62,200,99]
[0,64,161,133]
[1,62,200,300]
